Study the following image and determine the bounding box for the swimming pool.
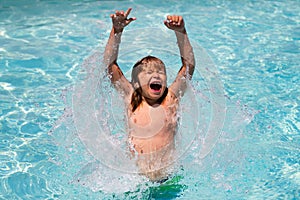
[1,0,299,199]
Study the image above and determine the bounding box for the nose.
[153,71,160,78]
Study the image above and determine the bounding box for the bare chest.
[128,99,178,139]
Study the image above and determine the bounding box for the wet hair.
[130,55,167,112]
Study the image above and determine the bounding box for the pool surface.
[1,0,299,199]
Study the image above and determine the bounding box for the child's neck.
[142,87,168,107]
[142,97,161,107]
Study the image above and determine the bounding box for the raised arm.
[164,15,195,97]
[103,8,136,96]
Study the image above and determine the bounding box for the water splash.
[51,27,254,196]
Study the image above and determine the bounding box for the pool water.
[1,0,299,199]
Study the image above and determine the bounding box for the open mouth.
[149,81,162,92]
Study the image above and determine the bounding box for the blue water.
[1,0,299,199]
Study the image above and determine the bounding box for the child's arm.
[103,8,136,96]
[164,15,195,97]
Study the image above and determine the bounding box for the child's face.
[137,64,167,101]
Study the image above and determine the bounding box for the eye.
[146,70,153,74]
[159,71,165,74]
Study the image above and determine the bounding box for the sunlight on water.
[2,1,298,199]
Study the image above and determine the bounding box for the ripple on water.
[0,0,299,199]
[20,122,42,135]
[7,172,52,199]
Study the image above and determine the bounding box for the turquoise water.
[1,0,299,199]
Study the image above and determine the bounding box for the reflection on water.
[1,0,299,199]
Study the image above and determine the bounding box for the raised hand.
[164,15,185,32]
[110,8,136,31]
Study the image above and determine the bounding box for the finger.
[178,16,183,25]
[174,15,179,22]
[172,15,177,21]
[168,15,174,22]
[127,17,136,23]
[164,20,171,28]
[125,8,132,18]
[126,17,136,25]
[179,16,184,26]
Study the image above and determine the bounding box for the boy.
[103,8,195,181]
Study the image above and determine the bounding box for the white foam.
[0,82,15,91]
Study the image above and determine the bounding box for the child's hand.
[164,15,185,32]
[110,8,136,31]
